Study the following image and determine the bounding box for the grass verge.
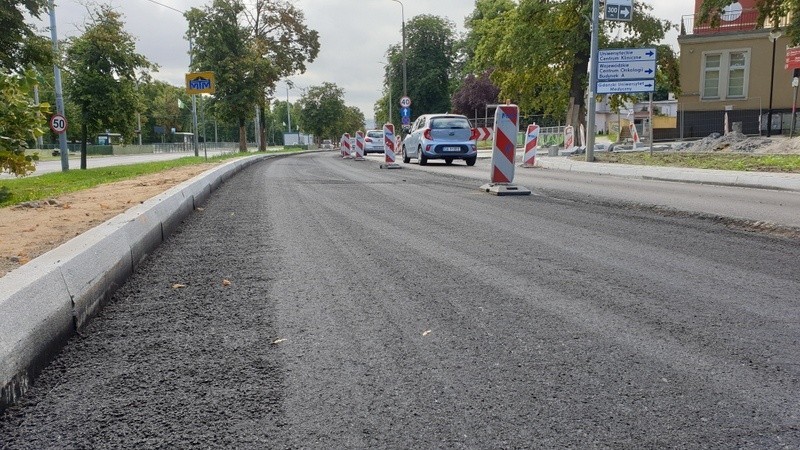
[0,149,298,208]
[582,152,800,173]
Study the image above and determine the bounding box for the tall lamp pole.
[767,29,782,137]
[390,0,407,99]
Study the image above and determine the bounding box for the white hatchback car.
[401,114,478,166]
[364,130,384,154]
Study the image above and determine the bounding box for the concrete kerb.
[0,152,285,413]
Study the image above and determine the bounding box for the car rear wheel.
[402,147,410,164]
[418,147,427,165]
[465,156,476,166]
[445,158,453,165]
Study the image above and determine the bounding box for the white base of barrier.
[354,156,365,161]
[380,163,401,169]
[479,183,531,196]
[520,163,537,168]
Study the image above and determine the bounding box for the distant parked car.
[321,139,333,149]
[364,130,384,154]
[402,114,478,166]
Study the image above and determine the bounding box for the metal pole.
[189,38,199,156]
[49,0,69,171]
[585,0,600,162]
[649,91,654,156]
[286,86,291,133]
[34,85,44,149]
[791,77,799,138]
[767,33,778,137]
[388,81,392,124]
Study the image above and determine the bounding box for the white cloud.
[39,0,692,121]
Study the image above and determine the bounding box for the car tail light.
[470,128,479,140]
[423,128,432,140]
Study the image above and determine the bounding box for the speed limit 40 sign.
[399,96,411,108]
[49,114,68,134]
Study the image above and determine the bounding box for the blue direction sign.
[597,79,655,95]
[598,60,656,81]
[400,106,411,117]
[599,48,656,63]
[597,47,656,95]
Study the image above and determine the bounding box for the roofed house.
[678,0,794,137]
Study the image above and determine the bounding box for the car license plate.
[443,146,460,152]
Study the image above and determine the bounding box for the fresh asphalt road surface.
[2,152,799,448]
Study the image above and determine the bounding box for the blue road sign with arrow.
[596,47,656,94]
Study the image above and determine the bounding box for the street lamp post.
[767,29,783,137]
[390,0,407,99]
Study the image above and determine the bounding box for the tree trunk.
[238,117,247,152]
[566,29,591,131]
[259,105,267,152]
[80,121,88,170]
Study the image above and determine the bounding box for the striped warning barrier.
[521,123,539,168]
[380,123,400,169]
[630,123,640,150]
[341,133,352,158]
[479,104,530,195]
[354,131,365,161]
[564,125,575,152]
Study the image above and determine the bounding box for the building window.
[701,50,750,100]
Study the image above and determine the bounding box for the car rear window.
[431,117,471,129]
[367,131,383,138]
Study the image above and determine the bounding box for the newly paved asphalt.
[1,152,799,448]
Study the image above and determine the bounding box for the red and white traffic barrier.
[341,133,352,158]
[480,104,530,195]
[629,123,640,150]
[380,123,400,169]
[564,125,575,152]
[354,131,365,161]
[521,123,539,168]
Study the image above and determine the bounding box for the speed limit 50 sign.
[49,114,68,134]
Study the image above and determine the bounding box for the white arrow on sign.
[619,5,631,18]
[598,60,656,81]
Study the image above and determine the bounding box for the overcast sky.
[38,0,691,122]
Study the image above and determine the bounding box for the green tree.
[187,0,260,151]
[383,14,457,130]
[468,0,672,129]
[698,0,800,43]
[297,82,347,143]
[64,5,153,168]
[339,106,366,137]
[0,70,48,180]
[0,1,53,71]
[247,0,319,150]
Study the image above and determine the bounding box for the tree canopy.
[382,14,457,129]
[0,0,53,71]
[699,0,800,44]
[466,0,673,127]
[65,4,154,168]
[0,70,48,178]
[187,0,318,151]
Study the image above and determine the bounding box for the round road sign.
[399,96,411,108]
[49,114,68,134]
